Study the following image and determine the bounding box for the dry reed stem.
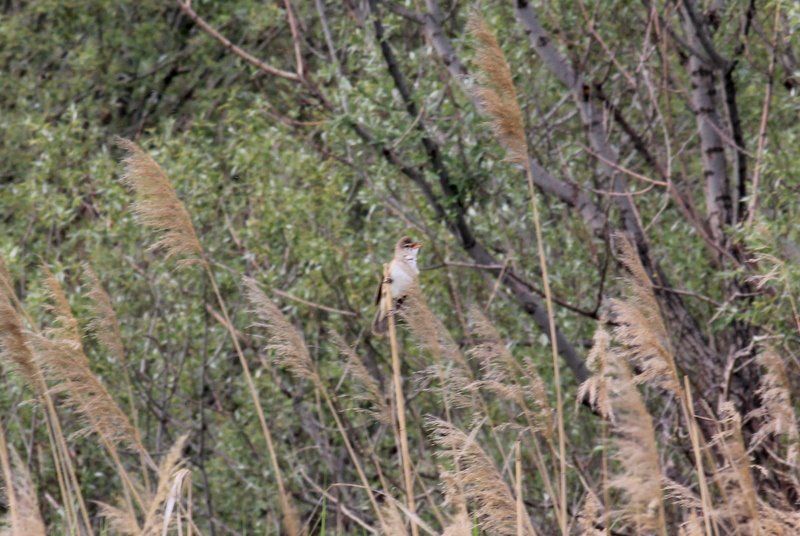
[468,14,567,532]
[383,264,418,536]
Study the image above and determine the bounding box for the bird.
[372,236,423,336]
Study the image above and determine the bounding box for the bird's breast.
[389,261,416,297]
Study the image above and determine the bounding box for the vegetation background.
[1,0,799,534]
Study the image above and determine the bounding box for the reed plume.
[467,14,527,165]
[245,277,386,534]
[712,402,761,531]
[31,273,146,457]
[749,348,799,467]
[402,285,473,410]
[607,352,666,535]
[0,292,39,389]
[469,14,568,531]
[141,434,189,535]
[576,493,604,536]
[116,138,203,266]
[429,418,534,536]
[83,264,126,365]
[41,265,83,353]
[245,278,317,384]
[468,306,552,436]
[0,440,46,536]
[578,326,613,420]
[330,330,390,424]
[610,237,681,395]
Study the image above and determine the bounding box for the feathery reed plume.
[116,138,203,266]
[330,330,390,424]
[429,419,535,536]
[749,348,799,467]
[245,279,316,384]
[467,14,526,165]
[141,434,190,535]
[0,294,39,389]
[83,264,126,366]
[610,237,680,395]
[0,267,92,533]
[578,326,613,420]
[440,471,471,536]
[245,277,385,533]
[607,352,666,535]
[712,402,760,531]
[41,265,83,353]
[469,15,567,531]
[117,142,301,533]
[577,493,604,536]
[31,273,146,458]
[96,500,141,536]
[468,306,552,436]
[381,501,407,536]
[0,444,46,536]
[402,286,473,410]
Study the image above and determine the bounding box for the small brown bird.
[372,236,423,336]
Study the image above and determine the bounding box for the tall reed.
[468,15,568,533]
[116,138,301,535]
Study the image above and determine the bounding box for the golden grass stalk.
[117,139,302,534]
[245,277,387,533]
[468,15,567,532]
[330,330,390,425]
[607,352,666,535]
[0,428,46,536]
[430,419,535,536]
[383,264,418,536]
[116,138,202,266]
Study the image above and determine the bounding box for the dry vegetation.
[2,12,799,536]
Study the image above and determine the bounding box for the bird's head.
[396,236,423,258]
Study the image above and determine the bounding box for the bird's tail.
[372,308,388,337]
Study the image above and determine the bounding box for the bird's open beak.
[412,242,423,249]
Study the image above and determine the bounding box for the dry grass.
[116,138,203,266]
[430,418,534,536]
